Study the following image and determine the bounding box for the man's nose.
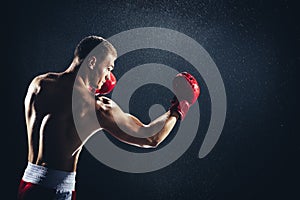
[105,72,111,80]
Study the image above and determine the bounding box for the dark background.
[8,0,299,199]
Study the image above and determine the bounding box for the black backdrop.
[9,0,299,199]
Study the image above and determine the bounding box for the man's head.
[74,36,117,91]
[74,36,117,62]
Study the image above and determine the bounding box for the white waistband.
[22,162,76,191]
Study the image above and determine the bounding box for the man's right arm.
[96,72,200,148]
[96,96,179,148]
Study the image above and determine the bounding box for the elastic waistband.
[22,162,76,191]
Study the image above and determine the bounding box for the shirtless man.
[18,36,200,200]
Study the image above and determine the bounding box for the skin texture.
[24,52,179,172]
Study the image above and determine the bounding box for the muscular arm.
[96,96,179,148]
[24,76,45,162]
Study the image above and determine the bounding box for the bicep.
[95,97,153,146]
[96,96,145,135]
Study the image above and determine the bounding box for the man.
[18,36,200,200]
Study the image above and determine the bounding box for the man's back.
[24,72,82,172]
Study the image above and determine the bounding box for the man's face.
[90,53,116,90]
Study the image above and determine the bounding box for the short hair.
[74,36,117,61]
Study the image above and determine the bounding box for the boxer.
[18,36,200,200]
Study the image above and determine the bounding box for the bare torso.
[24,68,179,173]
[25,71,95,172]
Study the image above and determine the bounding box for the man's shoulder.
[31,72,64,89]
[28,72,62,95]
[32,72,60,84]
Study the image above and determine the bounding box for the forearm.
[147,110,179,147]
[121,110,179,148]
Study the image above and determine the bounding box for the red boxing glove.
[95,73,117,95]
[170,72,200,120]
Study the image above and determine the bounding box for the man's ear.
[88,56,97,70]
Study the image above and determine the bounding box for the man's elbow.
[137,138,160,149]
[146,138,160,148]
